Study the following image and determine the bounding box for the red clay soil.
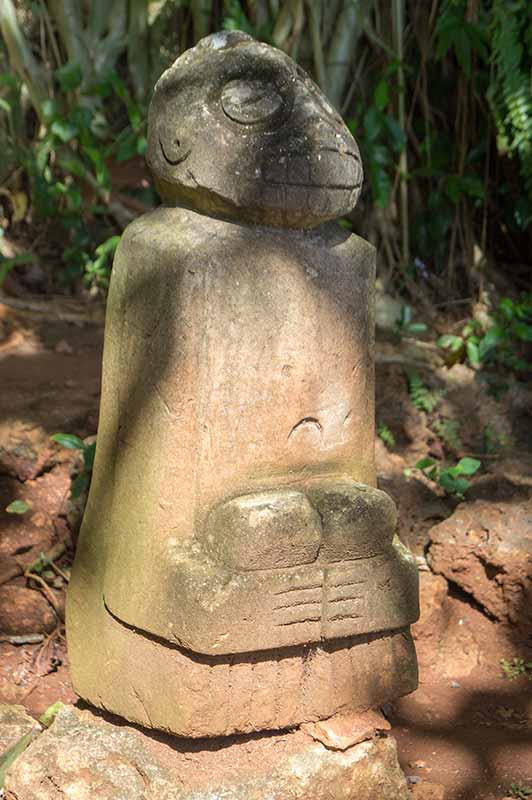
[0,300,530,800]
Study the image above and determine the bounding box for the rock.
[428,496,532,631]
[301,709,391,750]
[5,705,410,800]
[0,585,57,635]
[0,704,40,754]
[0,422,56,481]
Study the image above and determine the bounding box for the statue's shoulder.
[315,223,375,264]
[119,206,200,250]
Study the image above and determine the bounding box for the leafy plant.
[509,782,532,799]
[377,423,396,449]
[51,433,95,498]
[487,0,532,224]
[413,456,481,499]
[438,295,532,372]
[350,66,405,209]
[395,305,428,339]
[406,369,442,413]
[500,657,532,682]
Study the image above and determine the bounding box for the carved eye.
[221,79,284,125]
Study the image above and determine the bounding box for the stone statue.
[67,30,419,738]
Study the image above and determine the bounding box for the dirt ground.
[0,297,530,800]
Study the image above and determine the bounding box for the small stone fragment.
[301,709,391,750]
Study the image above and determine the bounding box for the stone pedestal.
[4,705,410,800]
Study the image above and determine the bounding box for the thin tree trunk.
[393,0,409,270]
[0,0,48,117]
[326,0,371,109]
[128,0,149,103]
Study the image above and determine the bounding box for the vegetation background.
[0,0,531,368]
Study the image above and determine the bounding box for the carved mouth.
[159,137,192,166]
[260,149,362,191]
[253,149,363,214]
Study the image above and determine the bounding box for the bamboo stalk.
[95,0,127,78]
[306,0,327,90]
[49,0,91,82]
[326,0,372,110]
[191,0,212,42]
[272,0,296,49]
[0,0,48,117]
[392,0,410,270]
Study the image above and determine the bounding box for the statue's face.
[147,31,363,228]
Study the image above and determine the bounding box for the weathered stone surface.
[306,480,398,560]
[67,31,419,737]
[5,705,410,800]
[0,704,39,754]
[0,586,57,635]
[147,31,362,229]
[428,496,532,630]
[205,488,322,571]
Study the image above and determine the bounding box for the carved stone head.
[147,30,362,228]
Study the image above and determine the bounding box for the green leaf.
[374,79,389,111]
[5,500,32,514]
[51,433,85,450]
[0,73,19,88]
[136,135,147,155]
[416,457,436,470]
[407,322,428,335]
[438,334,464,352]
[41,99,56,123]
[513,321,532,342]
[82,442,96,470]
[0,731,37,787]
[51,119,77,143]
[363,107,383,143]
[39,701,64,728]
[55,62,83,92]
[0,98,11,114]
[400,305,412,326]
[439,473,470,497]
[466,339,481,367]
[71,472,90,498]
[95,236,120,256]
[455,457,481,476]
[478,326,502,358]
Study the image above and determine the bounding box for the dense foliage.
[0,0,531,301]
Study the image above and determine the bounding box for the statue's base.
[67,592,418,737]
[4,705,410,800]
